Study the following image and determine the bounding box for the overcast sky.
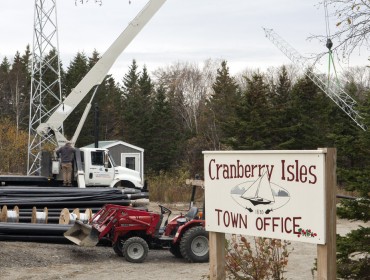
[1,0,368,80]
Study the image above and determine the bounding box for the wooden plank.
[209,231,225,280]
[185,179,204,188]
[317,148,337,280]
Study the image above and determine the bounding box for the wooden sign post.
[204,149,336,280]
[317,148,336,279]
[209,231,225,280]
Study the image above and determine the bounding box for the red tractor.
[64,202,208,263]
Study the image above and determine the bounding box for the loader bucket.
[64,220,99,247]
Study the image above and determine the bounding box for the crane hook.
[326,38,333,50]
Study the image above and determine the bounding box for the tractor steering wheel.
[158,204,172,215]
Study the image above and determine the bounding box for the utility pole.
[27,0,63,175]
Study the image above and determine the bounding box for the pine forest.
[0,46,369,277]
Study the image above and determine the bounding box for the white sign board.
[204,150,326,244]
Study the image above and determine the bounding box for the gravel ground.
[0,202,367,280]
[0,241,209,280]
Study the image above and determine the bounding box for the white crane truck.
[0,0,167,190]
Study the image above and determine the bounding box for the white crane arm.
[37,0,167,142]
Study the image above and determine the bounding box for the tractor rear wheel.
[179,226,209,263]
[122,236,149,263]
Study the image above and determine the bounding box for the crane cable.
[324,0,340,89]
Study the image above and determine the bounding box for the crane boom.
[36,0,167,146]
[263,27,366,131]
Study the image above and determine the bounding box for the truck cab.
[53,147,143,189]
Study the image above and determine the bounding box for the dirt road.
[0,241,209,280]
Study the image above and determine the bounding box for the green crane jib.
[263,27,366,131]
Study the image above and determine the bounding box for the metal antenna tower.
[263,27,366,131]
[27,0,63,175]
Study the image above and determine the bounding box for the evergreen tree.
[208,60,239,149]
[83,50,122,144]
[88,49,100,68]
[138,66,152,97]
[268,66,296,149]
[120,60,153,149]
[69,50,120,146]
[0,57,11,118]
[146,84,182,172]
[136,66,154,148]
[9,48,31,131]
[122,59,140,96]
[226,72,271,150]
[63,52,90,144]
[121,59,140,143]
[39,48,64,124]
[326,79,363,188]
[334,92,370,278]
[98,75,123,140]
[19,45,32,129]
[287,72,333,149]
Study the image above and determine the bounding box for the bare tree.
[313,0,370,62]
[341,66,370,101]
[343,66,370,87]
[153,60,217,135]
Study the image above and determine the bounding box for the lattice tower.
[263,28,366,131]
[27,0,63,175]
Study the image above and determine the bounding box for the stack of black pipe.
[0,186,148,207]
[0,223,72,243]
[0,186,149,242]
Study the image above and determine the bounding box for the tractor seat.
[185,206,198,220]
[177,206,199,225]
[158,226,165,236]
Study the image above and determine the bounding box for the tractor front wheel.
[169,243,182,258]
[179,226,209,263]
[113,238,125,257]
[122,237,149,263]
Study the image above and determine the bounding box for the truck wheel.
[113,238,125,257]
[114,180,135,189]
[122,237,149,263]
[179,226,209,263]
[169,243,182,258]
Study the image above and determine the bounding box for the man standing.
[56,141,76,186]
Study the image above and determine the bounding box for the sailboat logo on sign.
[230,170,290,214]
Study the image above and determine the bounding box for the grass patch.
[146,168,204,203]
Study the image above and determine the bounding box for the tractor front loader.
[64,202,208,263]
